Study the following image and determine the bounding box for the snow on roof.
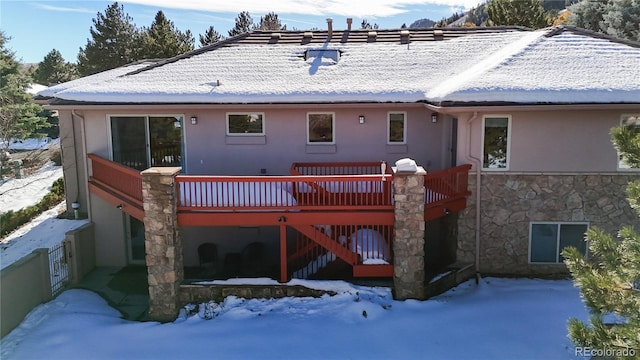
[37,60,159,98]
[27,84,47,96]
[43,28,640,105]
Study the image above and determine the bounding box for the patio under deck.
[87,155,471,281]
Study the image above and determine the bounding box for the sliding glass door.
[110,115,183,171]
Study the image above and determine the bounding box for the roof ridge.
[545,25,640,48]
[122,32,253,77]
[426,31,545,101]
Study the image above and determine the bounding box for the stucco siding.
[457,109,640,172]
[90,194,128,267]
[78,105,448,176]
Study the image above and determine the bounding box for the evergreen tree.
[361,19,379,29]
[487,0,548,29]
[228,11,253,36]
[255,12,286,31]
[33,49,77,85]
[77,2,140,76]
[563,120,640,354]
[602,0,640,42]
[569,0,640,41]
[467,3,489,25]
[140,11,194,59]
[568,0,607,33]
[0,32,48,153]
[199,26,223,47]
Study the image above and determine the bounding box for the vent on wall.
[304,49,341,63]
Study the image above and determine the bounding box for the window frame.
[617,114,640,171]
[107,113,186,171]
[387,111,407,145]
[528,222,589,264]
[481,115,512,171]
[306,112,335,145]
[225,112,266,136]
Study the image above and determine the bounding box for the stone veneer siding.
[142,167,184,321]
[393,167,427,299]
[458,173,639,275]
[179,284,335,305]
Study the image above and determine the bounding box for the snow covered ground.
[0,145,590,359]
[0,158,88,270]
[0,161,63,213]
[0,277,588,359]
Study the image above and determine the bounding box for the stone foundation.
[179,284,335,305]
[458,173,639,275]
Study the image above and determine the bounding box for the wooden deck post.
[392,165,427,300]
[280,224,288,283]
[141,166,183,321]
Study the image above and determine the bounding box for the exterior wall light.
[191,116,198,125]
[359,115,365,124]
[431,113,438,123]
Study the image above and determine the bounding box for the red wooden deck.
[87,155,470,281]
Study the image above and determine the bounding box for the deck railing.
[176,174,394,211]
[88,154,143,205]
[423,164,472,207]
[291,161,393,176]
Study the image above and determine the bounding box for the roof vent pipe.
[347,18,352,31]
[327,18,333,37]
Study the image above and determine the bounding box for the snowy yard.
[0,277,588,359]
[0,140,590,359]
[1,143,88,270]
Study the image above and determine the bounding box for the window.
[618,114,640,170]
[388,112,406,144]
[226,113,265,135]
[529,223,588,263]
[307,112,334,144]
[482,116,510,170]
[110,115,183,170]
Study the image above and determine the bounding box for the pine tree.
[255,12,286,31]
[77,2,140,76]
[199,26,223,47]
[33,49,77,85]
[569,0,640,42]
[0,32,48,154]
[140,11,194,59]
[562,120,640,354]
[568,0,607,33]
[360,19,380,30]
[228,11,253,36]
[487,0,548,29]
[602,0,640,42]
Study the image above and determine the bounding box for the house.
[39,23,640,321]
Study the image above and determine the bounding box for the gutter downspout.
[72,110,92,221]
[465,112,482,283]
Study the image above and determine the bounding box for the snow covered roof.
[40,27,640,106]
[26,84,47,96]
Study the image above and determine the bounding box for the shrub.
[50,149,62,166]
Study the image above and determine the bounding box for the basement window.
[529,222,588,263]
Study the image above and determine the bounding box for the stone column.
[393,166,427,300]
[141,167,183,321]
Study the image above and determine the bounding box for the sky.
[0,0,484,64]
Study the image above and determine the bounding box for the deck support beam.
[280,225,287,283]
[393,166,427,300]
